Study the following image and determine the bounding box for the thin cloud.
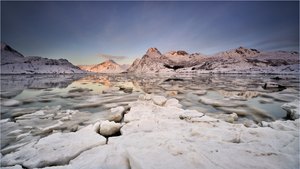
[97,54,127,61]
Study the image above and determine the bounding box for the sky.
[1,1,299,65]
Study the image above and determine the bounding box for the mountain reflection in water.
[1,74,299,123]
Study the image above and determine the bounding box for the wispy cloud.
[97,54,127,61]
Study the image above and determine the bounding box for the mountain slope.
[1,42,85,74]
[127,48,168,73]
[127,48,204,73]
[185,47,299,74]
[128,47,299,74]
[78,60,125,73]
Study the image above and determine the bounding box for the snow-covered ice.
[2,95,297,169]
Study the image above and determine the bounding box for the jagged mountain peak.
[167,50,189,56]
[1,42,84,74]
[1,42,8,50]
[1,42,24,58]
[128,46,299,74]
[146,47,161,55]
[95,60,120,68]
[0,42,12,50]
[101,59,118,65]
[215,46,261,58]
[234,46,260,55]
[78,59,125,73]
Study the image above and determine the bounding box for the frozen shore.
[1,94,299,169]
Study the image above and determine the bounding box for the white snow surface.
[0,125,106,168]
[1,42,85,74]
[1,94,299,169]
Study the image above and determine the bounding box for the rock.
[164,98,182,108]
[99,120,122,137]
[0,125,106,168]
[281,99,299,120]
[2,99,21,107]
[151,95,167,106]
[108,106,125,122]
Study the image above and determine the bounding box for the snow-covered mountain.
[184,47,300,74]
[2,42,298,75]
[78,59,125,73]
[128,47,299,74]
[127,48,171,73]
[127,48,204,73]
[1,42,85,74]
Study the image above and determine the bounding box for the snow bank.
[1,125,106,168]
[1,95,299,169]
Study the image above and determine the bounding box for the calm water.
[1,74,299,149]
[1,74,299,122]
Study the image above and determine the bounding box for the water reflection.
[0,74,86,98]
[1,74,299,123]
